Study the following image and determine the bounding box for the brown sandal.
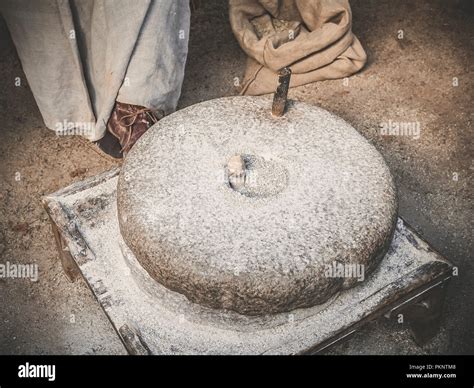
[107,102,162,156]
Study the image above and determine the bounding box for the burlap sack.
[229,0,367,95]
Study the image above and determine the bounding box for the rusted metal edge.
[118,324,152,355]
[43,202,80,282]
[42,199,95,267]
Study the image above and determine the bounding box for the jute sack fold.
[229,0,367,95]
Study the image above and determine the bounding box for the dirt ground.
[0,1,472,355]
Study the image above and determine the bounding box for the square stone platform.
[43,168,453,355]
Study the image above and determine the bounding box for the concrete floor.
[0,1,472,355]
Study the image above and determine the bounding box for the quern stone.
[117,96,398,315]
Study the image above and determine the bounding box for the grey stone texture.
[117,96,398,315]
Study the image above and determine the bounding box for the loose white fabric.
[1,0,190,141]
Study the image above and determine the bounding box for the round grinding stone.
[117,96,398,315]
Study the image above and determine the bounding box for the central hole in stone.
[226,154,289,198]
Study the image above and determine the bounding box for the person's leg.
[116,0,190,115]
[2,0,190,156]
[71,0,190,156]
[69,0,154,144]
[0,0,95,138]
[106,0,190,155]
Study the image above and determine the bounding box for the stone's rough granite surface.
[117,96,398,315]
